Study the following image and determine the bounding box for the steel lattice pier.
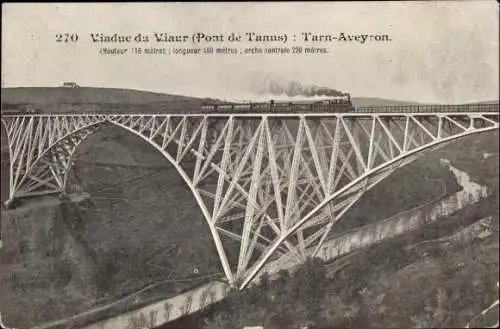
[1,109,499,289]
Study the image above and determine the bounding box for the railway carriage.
[200,93,354,113]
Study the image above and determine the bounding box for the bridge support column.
[0,115,107,208]
[3,198,14,210]
[0,109,497,289]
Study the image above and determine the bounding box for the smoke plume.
[253,75,346,97]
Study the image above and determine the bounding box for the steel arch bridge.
[1,104,499,289]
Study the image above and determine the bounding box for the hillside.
[1,87,197,105]
[1,87,212,113]
[350,97,422,107]
[3,87,496,113]
[350,97,498,107]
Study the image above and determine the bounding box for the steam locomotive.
[200,93,354,113]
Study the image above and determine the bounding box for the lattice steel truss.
[1,110,499,289]
[1,115,107,206]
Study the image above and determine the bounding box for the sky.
[2,1,499,104]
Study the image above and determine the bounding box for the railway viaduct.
[1,103,498,289]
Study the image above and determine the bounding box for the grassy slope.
[1,87,208,113]
[0,199,102,328]
[1,87,195,104]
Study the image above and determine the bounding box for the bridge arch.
[0,116,237,285]
[240,124,498,289]
[1,116,106,207]
[1,110,498,289]
[104,118,235,284]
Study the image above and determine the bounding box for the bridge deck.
[1,103,498,117]
[1,111,499,118]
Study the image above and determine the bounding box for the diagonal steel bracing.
[1,115,107,206]
[1,108,498,289]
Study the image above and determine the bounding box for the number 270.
[56,33,78,43]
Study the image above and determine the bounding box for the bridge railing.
[1,103,498,116]
[355,103,500,113]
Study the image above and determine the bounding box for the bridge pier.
[3,198,15,210]
[0,107,498,288]
[58,191,70,204]
[2,190,66,210]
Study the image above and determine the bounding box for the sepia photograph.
[1,2,499,329]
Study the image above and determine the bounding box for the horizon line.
[1,85,499,106]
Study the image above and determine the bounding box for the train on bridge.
[200,93,354,113]
[1,99,498,116]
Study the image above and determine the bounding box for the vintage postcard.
[1,2,499,329]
